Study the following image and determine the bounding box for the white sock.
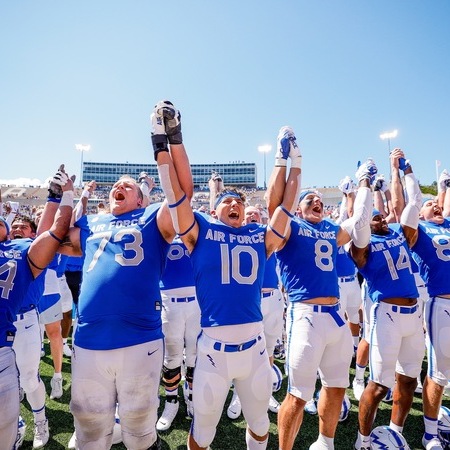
[389,421,403,433]
[358,431,370,445]
[63,338,68,345]
[53,372,62,379]
[355,364,366,381]
[27,379,46,419]
[316,433,334,449]
[246,429,268,450]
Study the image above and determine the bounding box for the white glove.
[48,164,69,199]
[150,103,168,160]
[355,158,377,184]
[275,126,301,169]
[338,176,356,194]
[438,169,450,193]
[155,100,182,144]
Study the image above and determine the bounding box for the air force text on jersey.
[296,226,337,240]
[370,233,407,253]
[205,228,265,244]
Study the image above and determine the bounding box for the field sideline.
[18,340,450,449]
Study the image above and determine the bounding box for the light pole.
[379,130,398,179]
[75,144,91,187]
[258,144,272,190]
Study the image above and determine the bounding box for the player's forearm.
[170,143,194,201]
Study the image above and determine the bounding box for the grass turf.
[18,341,450,449]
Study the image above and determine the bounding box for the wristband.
[140,182,150,198]
[60,191,74,208]
[275,158,288,167]
[82,190,90,199]
[47,189,62,203]
[290,155,302,170]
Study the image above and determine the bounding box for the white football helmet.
[315,389,351,422]
[370,426,409,449]
[438,405,450,448]
[339,393,351,422]
[272,364,283,392]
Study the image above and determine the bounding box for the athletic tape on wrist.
[60,191,74,208]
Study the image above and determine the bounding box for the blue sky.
[1,1,449,188]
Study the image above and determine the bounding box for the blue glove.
[398,157,411,171]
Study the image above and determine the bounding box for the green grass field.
[18,340,450,449]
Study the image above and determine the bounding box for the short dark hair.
[12,215,37,233]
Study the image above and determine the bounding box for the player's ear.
[210,209,217,218]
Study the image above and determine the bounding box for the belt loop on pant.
[339,275,355,283]
[171,296,196,303]
[213,335,261,352]
[312,303,345,327]
[390,304,419,314]
[262,290,274,298]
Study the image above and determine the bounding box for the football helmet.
[370,425,409,449]
[438,405,450,448]
[272,364,283,392]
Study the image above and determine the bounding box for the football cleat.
[354,434,371,450]
[227,390,242,420]
[33,419,49,449]
[352,378,365,401]
[304,398,318,415]
[156,400,179,431]
[268,395,280,413]
[14,415,26,449]
[422,435,444,450]
[371,426,410,449]
[63,343,73,357]
[272,364,283,392]
[68,431,77,449]
[415,376,423,394]
[50,376,63,400]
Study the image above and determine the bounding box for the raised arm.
[396,151,422,246]
[336,176,356,224]
[151,100,197,251]
[208,172,224,212]
[28,166,75,278]
[265,127,302,256]
[437,169,450,218]
[344,159,376,268]
[389,150,406,223]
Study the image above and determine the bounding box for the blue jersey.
[65,255,84,272]
[74,204,169,350]
[358,224,419,303]
[412,218,450,297]
[189,212,266,328]
[262,254,279,290]
[276,218,340,301]
[0,239,35,347]
[20,270,45,313]
[160,239,195,290]
[55,254,69,277]
[336,245,357,278]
